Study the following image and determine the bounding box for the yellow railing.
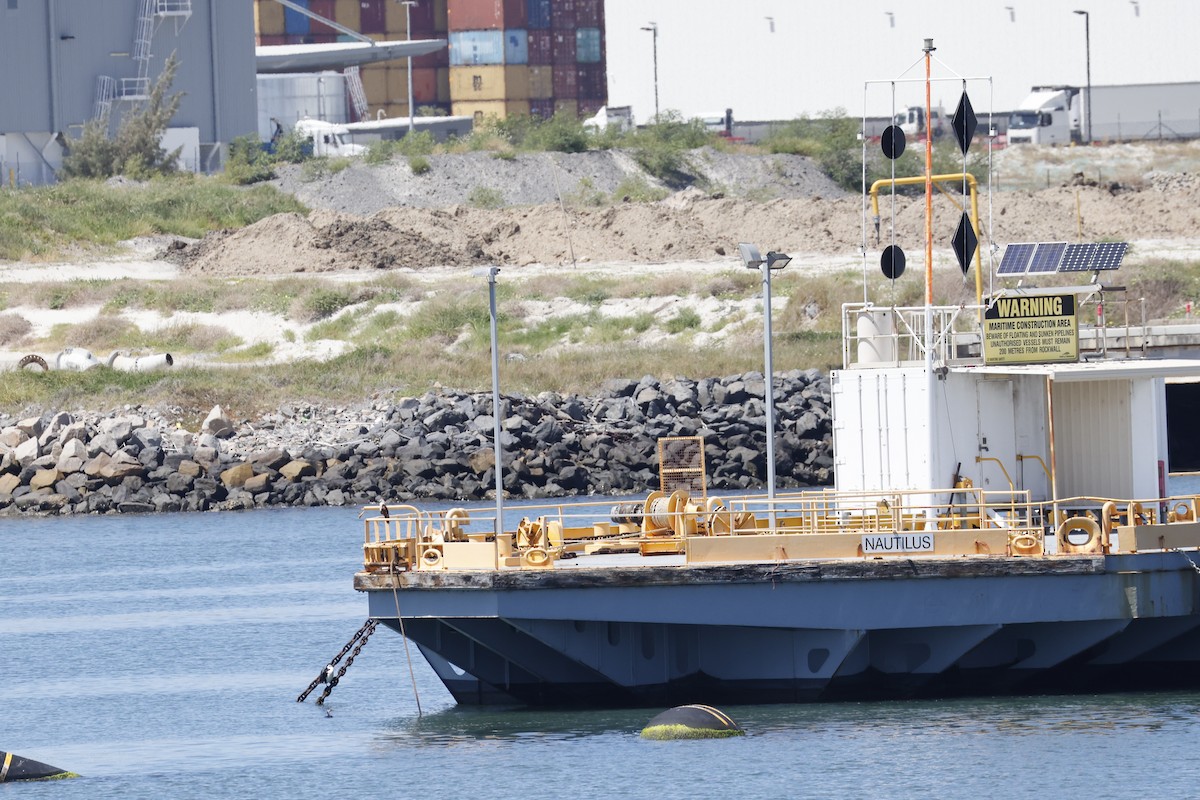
[359,490,1200,573]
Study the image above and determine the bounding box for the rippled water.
[4,504,1200,798]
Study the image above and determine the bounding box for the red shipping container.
[575,0,600,27]
[360,0,386,33]
[308,0,337,34]
[552,65,577,98]
[413,46,450,69]
[412,67,438,104]
[258,33,289,46]
[504,0,526,24]
[551,0,576,29]
[448,0,503,30]
[530,99,554,119]
[527,30,552,64]
[550,30,575,64]
[576,64,605,100]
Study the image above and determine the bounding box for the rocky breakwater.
[0,369,833,516]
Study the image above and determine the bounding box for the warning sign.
[983,293,1078,365]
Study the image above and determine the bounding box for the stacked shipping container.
[253,0,604,122]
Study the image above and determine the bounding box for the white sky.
[604,0,1200,123]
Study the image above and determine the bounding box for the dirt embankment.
[168,179,1200,277]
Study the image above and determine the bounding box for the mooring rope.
[392,579,423,718]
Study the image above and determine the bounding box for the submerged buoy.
[640,705,744,740]
[0,751,79,782]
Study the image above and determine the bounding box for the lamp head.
[738,243,764,269]
[765,251,792,270]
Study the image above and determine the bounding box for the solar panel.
[1059,243,1097,272]
[1090,241,1128,271]
[1026,242,1067,274]
[998,243,1036,276]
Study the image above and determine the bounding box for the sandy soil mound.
[167,178,1200,277]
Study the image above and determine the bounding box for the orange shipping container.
[257,0,285,35]
[334,0,360,30]
[447,0,524,30]
[527,65,553,99]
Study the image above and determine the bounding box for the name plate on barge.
[983,293,1078,365]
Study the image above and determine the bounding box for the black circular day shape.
[881,245,906,280]
[881,125,906,160]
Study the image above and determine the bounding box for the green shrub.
[665,308,701,333]
[612,176,668,203]
[409,155,431,175]
[397,130,436,156]
[364,140,397,165]
[468,186,504,208]
[62,55,183,180]
[299,288,354,321]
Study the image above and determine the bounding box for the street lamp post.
[1074,9,1091,144]
[640,22,659,121]
[403,1,418,133]
[475,265,505,533]
[738,244,792,509]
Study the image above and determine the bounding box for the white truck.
[894,105,946,140]
[1007,82,1200,145]
[292,117,366,158]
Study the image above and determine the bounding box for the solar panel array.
[998,241,1126,276]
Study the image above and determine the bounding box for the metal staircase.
[92,0,192,119]
[344,67,369,122]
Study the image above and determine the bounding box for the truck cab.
[894,106,946,139]
[1006,87,1079,145]
[293,118,366,158]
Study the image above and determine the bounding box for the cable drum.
[610,502,644,525]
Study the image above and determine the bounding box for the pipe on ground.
[107,352,174,372]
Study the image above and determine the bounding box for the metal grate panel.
[657,436,707,502]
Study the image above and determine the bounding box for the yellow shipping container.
[334,0,360,30]
[257,0,284,35]
[386,103,410,119]
[385,0,409,34]
[452,99,530,121]
[554,99,578,117]
[387,66,410,101]
[448,66,528,102]
[362,65,389,104]
[527,66,553,99]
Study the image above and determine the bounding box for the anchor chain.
[297,619,378,704]
[1171,548,1200,574]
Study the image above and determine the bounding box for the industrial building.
[0,0,258,185]
[252,0,608,123]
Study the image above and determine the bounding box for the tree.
[62,54,185,179]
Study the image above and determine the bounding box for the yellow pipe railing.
[870,173,983,307]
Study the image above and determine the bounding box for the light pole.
[1074,9,1091,144]
[403,1,418,132]
[640,22,658,121]
[474,265,505,533]
[738,243,792,508]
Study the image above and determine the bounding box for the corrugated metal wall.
[1052,380,1133,499]
[0,0,256,172]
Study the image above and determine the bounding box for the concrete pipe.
[107,352,174,372]
[55,347,101,371]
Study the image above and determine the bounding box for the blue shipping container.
[527,0,551,29]
[504,29,529,64]
[576,28,601,63]
[284,0,311,35]
[449,30,506,66]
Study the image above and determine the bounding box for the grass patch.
[0,177,305,261]
[408,155,431,175]
[0,313,32,346]
[665,308,702,334]
[218,341,276,362]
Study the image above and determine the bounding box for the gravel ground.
[270,146,846,214]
